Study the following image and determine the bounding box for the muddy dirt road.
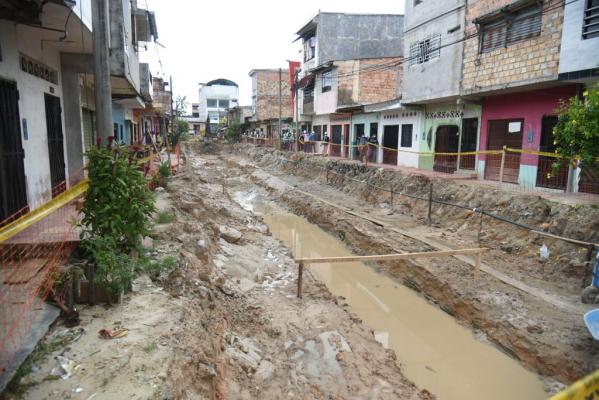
[12,140,596,400]
[13,141,431,400]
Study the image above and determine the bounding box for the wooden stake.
[428,182,433,226]
[478,207,484,244]
[297,262,304,298]
[499,146,506,183]
[295,248,487,264]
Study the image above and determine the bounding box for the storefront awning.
[297,74,315,89]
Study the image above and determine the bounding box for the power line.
[303,0,577,84]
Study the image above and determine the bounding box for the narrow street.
[13,140,597,399]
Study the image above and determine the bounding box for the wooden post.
[428,182,433,226]
[478,207,484,244]
[582,245,596,288]
[326,168,329,183]
[499,146,507,183]
[390,184,394,207]
[297,262,304,298]
[89,263,96,306]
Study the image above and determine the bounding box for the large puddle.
[248,196,547,400]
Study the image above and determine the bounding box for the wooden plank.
[296,248,487,264]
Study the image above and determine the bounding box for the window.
[401,124,413,148]
[480,3,541,53]
[207,99,217,108]
[303,84,314,104]
[304,36,316,61]
[219,99,229,109]
[192,112,199,118]
[583,0,599,39]
[414,0,423,5]
[322,70,332,92]
[409,34,441,66]
[370,123,378,137]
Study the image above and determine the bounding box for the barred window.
[480,3,541,53]
[409,33,441,66]
[583,0,599,39]
[321,70,332,93]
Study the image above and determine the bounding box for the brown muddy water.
[241,191,547,400]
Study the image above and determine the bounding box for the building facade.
[249,69,292,137]
[460,0,587,191]
[0,0,158,222]
[295,13,404,157]
[198,79,239,132]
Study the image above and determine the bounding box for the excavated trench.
[212,155,554,398]
[223,145,599,388]
[238,192,547,400]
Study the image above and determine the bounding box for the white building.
[198,79,239,130]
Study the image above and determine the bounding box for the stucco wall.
[318,13,404,65]
[558,0,599,75]
[0,22,67,209]
[403,0,466,103]
[479,85,576,165]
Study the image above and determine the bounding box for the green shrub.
[159,161,170,179]
[80,146,156,300]
[155,211,175,224]
[81,146,156,253]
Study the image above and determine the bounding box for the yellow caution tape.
[505,148,564,158]
[549,369,599,400]
[0,179,89,244]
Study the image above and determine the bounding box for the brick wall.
[461,0,564,94]
[255,70,292,121]
[335,58,401,107]
[358,57,402,104]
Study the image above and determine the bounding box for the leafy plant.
[83,236,135,301]
[553,82,599,173]
[81,146,155,253]
[155,211,175,224]
[159,161,170,179]
[226,121,242,143]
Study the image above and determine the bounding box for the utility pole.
[91,0,113,145]
[278,67,282,149]
[294,69,299,152]
[166,76,172,163]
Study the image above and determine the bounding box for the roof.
[248,69,290,76]
[206,79,238,87]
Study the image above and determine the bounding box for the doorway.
[331,125,342,157]
[0,79,28,224]
[484,119,523,183]
[536,116,567,190]
[433,125,459,173]
[45,93,66,197]
[460,118,478,170]
[383,125,399,165]
[342,124,350,158]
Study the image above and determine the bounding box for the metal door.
[44,93,66,197]
[536,116,567,190]
[0,79,28,224]
[434,125,459,173]
[382,125,399,165]
[484,120,522,183]
[331,125,342,157]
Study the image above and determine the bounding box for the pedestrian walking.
[303,130,310,152]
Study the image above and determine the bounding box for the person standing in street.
[367,133,378,164]
[322,132,330,156]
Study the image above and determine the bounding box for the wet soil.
[228,145,599,386]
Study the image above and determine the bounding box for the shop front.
[420,103,481,174]
[478,86,576,190]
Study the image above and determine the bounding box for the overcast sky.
[141,0,405,113]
